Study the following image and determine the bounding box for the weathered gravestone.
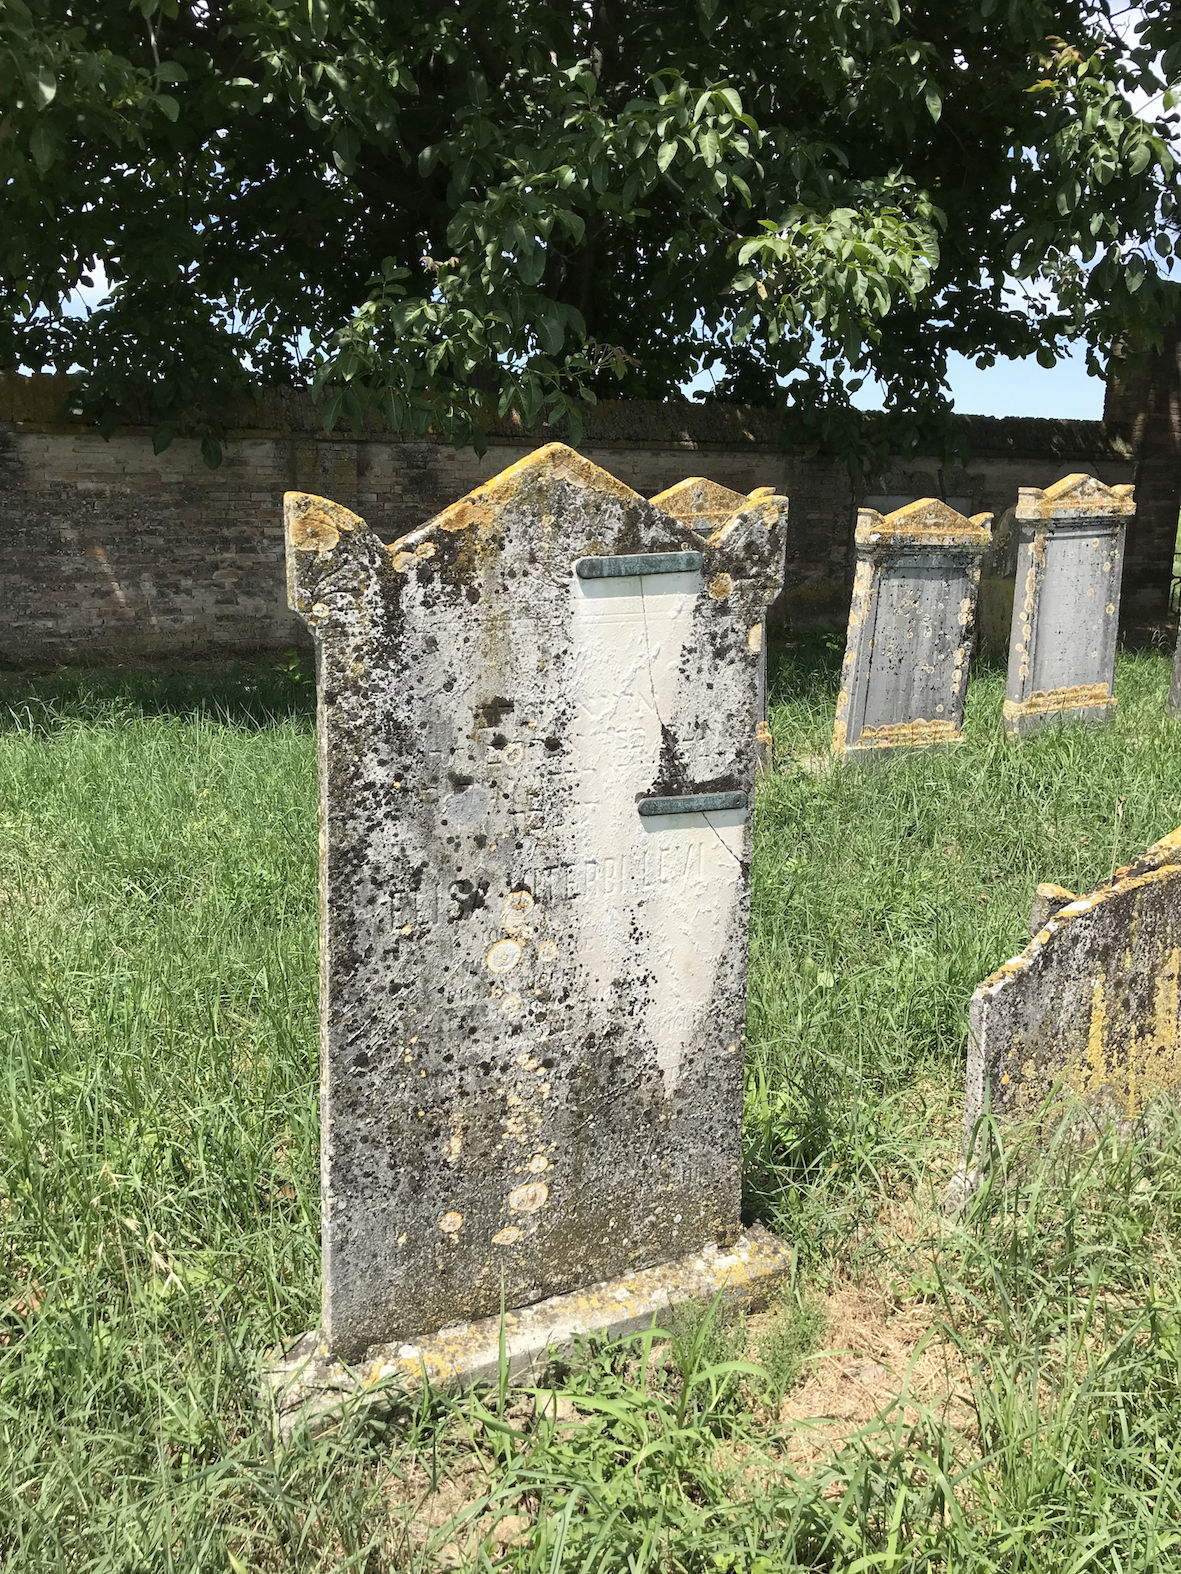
[269,443,791,1431]
[1002,474,1134,739]
[950,827,1181,1203]
[832,500,992,763]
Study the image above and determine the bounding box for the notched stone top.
[1015,472,1136,520]
[855,497,993,552]
[286,443,789,636]
[284,491,371,618]
[376,442,784,597]
[286,492,364,554]
[974,824,1181,1002]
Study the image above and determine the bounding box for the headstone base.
[1002,686,1116,739]
[836,720,965,767]
[263,1225,792,1443]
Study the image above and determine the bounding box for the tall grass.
[2,646,1181,1570]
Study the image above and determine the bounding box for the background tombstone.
[651,478,781,773]
[1170,635,1181,719]
[831,499,992,763]
[1002,474,1134,738]
[283,443,788,1371]
[952,828,1181,1205]
[975,503,1021,662]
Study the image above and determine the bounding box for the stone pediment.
[855,496,993,548]
[414,442,644,544]
[650,478,748,524]
[1016,472,1136,519]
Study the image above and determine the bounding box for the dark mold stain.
[478,697,516,728]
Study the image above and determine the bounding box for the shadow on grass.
[766,629,844,709]
[0,653,317,731]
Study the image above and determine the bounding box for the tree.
[1,0,1177,466]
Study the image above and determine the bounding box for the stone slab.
[285,445,786,1361]
[832,499,992,762]
[960,828,1181,1160]
[264,1223,792,1442]
[1002,473,1134,738]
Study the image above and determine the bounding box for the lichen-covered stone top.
[855,497,993,553]
[650,477,751,529]
[1015,473,1136,521]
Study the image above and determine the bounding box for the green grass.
[4,644,1181,1571]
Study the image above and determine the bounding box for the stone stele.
[832,499,992,762]
[279,443,789,1390]
[959,827,1181,1171]
[1003,473,1134,739]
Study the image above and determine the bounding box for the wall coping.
[0,372,1133,462]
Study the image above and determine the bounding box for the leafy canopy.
[1,0,1177,465]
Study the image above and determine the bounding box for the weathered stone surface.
[286,443,786,1362]
[652,479,779,772]
[265,1223,792,1441]
[962,828,1181,1153]
[831,499,992,762]
[1002,474,1134,738]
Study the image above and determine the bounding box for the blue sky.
[683,341,1110,420]
[858,343,1108,421]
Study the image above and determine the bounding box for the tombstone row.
[832,474,1136,764]
[268,446,1139,1436]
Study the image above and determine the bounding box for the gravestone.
[278,443,789,1389]
[1169,633,1181,720]
[950,828,1181,1204]
[1002,474,1134,738]
[975,504,1021,662]
[832,500,992,763]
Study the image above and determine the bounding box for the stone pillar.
[284,443,789,1365]
[1002,474,1134,739]
[831,499,992,763]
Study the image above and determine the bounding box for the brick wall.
[1105,325,1181,623]
[0,374,1137,667]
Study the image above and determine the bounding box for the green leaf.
[924,85,942,123]
[29,124,56,170]
[34,66,57,106]
[156,95,180,123]
[656,138,679,173]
